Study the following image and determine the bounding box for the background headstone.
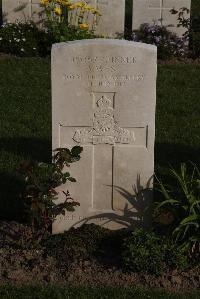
[52,39,157,234]
[2,0,43,23]
[132,0,191,37]
[71,0,125,37]
[93,0,125,37]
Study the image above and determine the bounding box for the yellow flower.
[55,0,70,6]
[79,23,89,30]
[92,9,102,16]
[59,0,71,6]
[68,4,76,10]
[63,1,71,6]
[84,5,93,11]
[40,0,49,6]
[54,7,62,15]
[76,2,85,8]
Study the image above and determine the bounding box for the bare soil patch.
[0,221,199,291]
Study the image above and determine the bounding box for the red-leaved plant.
[19,146,83,232]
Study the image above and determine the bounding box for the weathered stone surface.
[52,39,157,233]
[2,0,43,23]
[93,0,125,37]
[132,0,191,37]
[71,0,125,37]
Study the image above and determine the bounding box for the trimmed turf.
[156,63,200,175]
[0,285,199,299]
[0,57,51,220]
[192,0,200,16]
[0,57,51,169]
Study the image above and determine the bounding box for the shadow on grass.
[0,137,51,162]
[0,171,26,222]
[0,137,51,222]
[155,142,200,172]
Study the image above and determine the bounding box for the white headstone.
[71,0,125,37]
[94,0,125,37]
[2,0,43,24]
[52,39,157,234]
[132,0,191,37]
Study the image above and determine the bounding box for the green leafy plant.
[171,7,200,59]
[122,229,188,275]
[0,22,52,57]
[131,23,185,60]
[40,0,101,31]
[19,146,83,231]
[154,163,200,258]
[45,21,96,43]
[43,224,111,262]
[40,0,100,43]
[0,20,96,58]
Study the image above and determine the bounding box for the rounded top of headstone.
[52,39,157,53]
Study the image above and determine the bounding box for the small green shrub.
[43,224,110,260]
[155,163,200,259]
[19,146,83,231]
[171,7,200,59]
[0,22,52,57]
[0,21,97,57]
[131,23,186,60]
[162,240,189,271]
[45,21,97,43]
[122,229,188,275]
[40,0,101,31]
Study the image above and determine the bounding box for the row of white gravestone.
[2,0,125,37]
[2,0,191,38]
[52,39,157,233]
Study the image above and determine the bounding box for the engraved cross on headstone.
[16,0,40,19]
[65,92,136,211]
[148,0,172,24]
[73,94,135,146]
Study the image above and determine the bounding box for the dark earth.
[0,221,199,292]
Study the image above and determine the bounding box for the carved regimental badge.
[73,95,135,145]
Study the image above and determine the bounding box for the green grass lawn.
[0,57,51,220]
[0,285,199,299]
[192,0,200,16]
[0,57,200,220]
[0,57,51,170]
[156,63,200,175]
